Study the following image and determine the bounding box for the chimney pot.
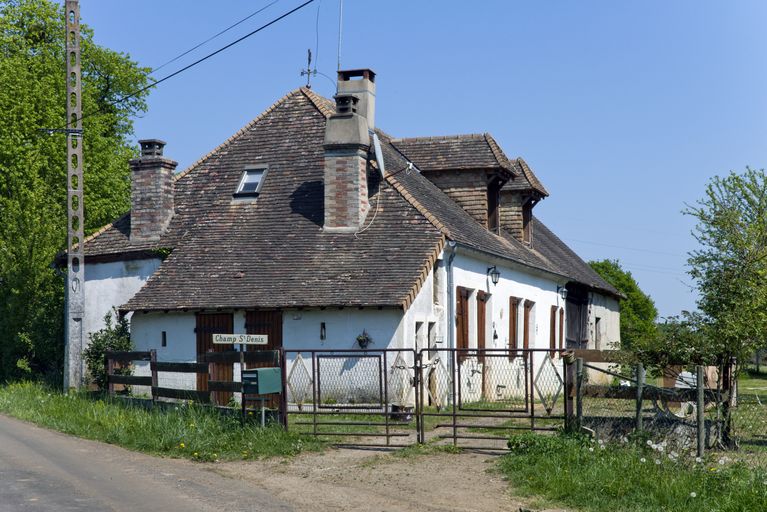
[139,139,166,157]
[336,68,376,130]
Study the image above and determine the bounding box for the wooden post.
[105,353,114,396]
[564,351,575,431]
[150,350,158,404]
[635,362,645,432]
[575,357,584,430]
[696,365,705,457]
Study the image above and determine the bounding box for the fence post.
[696,365,705,457]
[564,351,575,432]
[105,353,114,397]
[635,362,645,432]
[150,350,158,404]
[576,357,584,431]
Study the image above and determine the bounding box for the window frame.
[233,166,268,198]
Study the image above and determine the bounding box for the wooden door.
[245,310,283,408]
[196,312,234,405]
[550,305,558,356]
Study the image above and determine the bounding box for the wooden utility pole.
[64,0,85,389]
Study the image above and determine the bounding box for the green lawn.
[499,432,767,512]
[0,382,323,461]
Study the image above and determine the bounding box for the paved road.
[0,414,294,512]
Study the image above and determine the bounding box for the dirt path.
[217,446,567,512]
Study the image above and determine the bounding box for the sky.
[78,0,767,318]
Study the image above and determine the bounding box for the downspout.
[446,240,457,350]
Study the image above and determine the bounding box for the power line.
[47,0,316,133]
[564,237,683,257]
[151,0,281,74]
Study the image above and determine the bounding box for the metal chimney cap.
[138,139,167,157]
[337,68,376,83]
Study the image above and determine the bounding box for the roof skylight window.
[234,166,266,197]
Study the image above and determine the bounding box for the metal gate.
[417,348,569,450]
[283,349,419,447]
[282,348,569,449]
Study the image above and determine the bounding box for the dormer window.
[234,166,266,197]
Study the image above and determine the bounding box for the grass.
[0,382,324,462]
[499,432,767,512]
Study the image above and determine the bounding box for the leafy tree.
[589,259,658,349]
[0,0,151,381]
[686,167,767,367]
[82,309,131,390]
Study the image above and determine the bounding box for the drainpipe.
[446,240,457,350]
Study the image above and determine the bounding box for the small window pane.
[236,168,265,195]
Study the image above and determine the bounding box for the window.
[234,166,266,197]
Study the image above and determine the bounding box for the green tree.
[686,167,767,367]
[0,0,151,381]
[589,259,658,349]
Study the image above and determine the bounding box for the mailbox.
[242,368,282,395]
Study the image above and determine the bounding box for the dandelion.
[647,440,653,446]
[589,447,594,452]
[179,442,185,449]
[598,439,604,445]
[193,452,198,457]
[695,457,702,464]
[718,458,725,465]
[690,492,697,498]
[655,459,661,465]
[600,445,606,450]
[640,457,646,463]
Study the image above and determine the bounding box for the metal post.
[697,365,705,457]
[64,0,85,390]
[635,362,645,432]
[575,357,584,430]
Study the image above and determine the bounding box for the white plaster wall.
[84,258,162,343]
[588,293,621,350]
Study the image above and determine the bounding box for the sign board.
[212,333,268,345]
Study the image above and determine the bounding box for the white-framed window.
[234,166,267,197]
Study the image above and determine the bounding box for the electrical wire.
[151,0,281,74]
[48,0,316,133]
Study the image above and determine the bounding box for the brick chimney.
[323,71,374,233]
[129,139,177,242]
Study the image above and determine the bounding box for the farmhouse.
[78,69,620,397]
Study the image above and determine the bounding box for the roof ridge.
[483,133,515,174]
[385,172,453,239]
[300,87,335,118]
[173,88,306,183]
[390,133,486,143]
[83,89,309,250]
[514,157,549,197]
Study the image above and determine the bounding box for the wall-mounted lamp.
[487,266,501,286]
[557,286,568,301]
[320,322,326,341]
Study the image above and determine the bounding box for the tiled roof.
[117,90,443,311]
[84,87,619,310]
[504,157,549,197]
[390,134,517,176]
[530,218,620,297]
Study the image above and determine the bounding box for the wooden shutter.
[456,287,470,360]
[509,297,519,357]
[523,301,535,350]
[559,307,565,350]
[245,310,283,408]
[477,291,488,363]
[550,305,558,356]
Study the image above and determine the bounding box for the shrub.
[83,310,132,390]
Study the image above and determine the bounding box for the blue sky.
[79,0,767,318]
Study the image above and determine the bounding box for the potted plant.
[356,330,373,349]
